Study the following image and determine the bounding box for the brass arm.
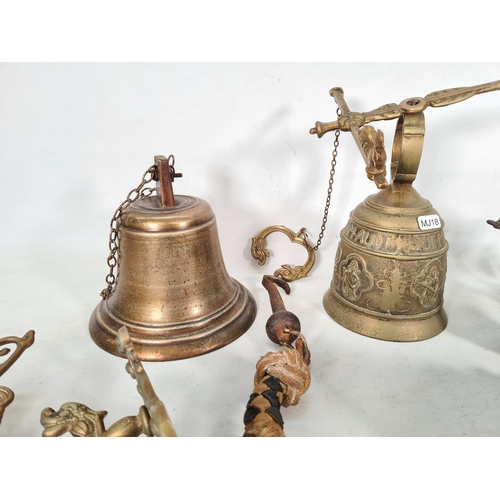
[310,79,500,137]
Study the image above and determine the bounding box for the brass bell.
[89,155,257,361]
[251,80,500,342]
[311,81,500,341]
[323,111,448,342]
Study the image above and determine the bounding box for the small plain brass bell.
[310,80,500,342]
[89,155,257,361]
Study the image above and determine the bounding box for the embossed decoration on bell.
[324,186,448,342]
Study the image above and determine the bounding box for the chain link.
[100,165,157,299]
[314,107,341,251]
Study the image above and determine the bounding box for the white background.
[2,63,500,443]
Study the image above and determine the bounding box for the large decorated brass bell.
[310,81,500,341]
[90,155,257,361]
[324,112,449,342]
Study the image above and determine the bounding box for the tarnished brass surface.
[41,327,176,437]
[0,330,35,423]
[90,157,256,361]
[251,225,316,281]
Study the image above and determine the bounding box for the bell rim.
[323,286,447,342]
[89,279,257,361]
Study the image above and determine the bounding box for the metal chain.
[313,107,341,251]
[100,165,157,299]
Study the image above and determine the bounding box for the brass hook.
[251,225,316,281]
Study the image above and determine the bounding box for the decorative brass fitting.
[0,330,35,424]
[41,327,176,437]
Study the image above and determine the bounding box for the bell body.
[323,184,448,341]
[90,195,256,361]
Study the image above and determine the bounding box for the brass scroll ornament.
[251,226,316,282]
[311,80,500,342]
[0,330,35,424]
[41,327,176,437]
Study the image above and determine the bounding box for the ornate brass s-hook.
[0,330,35,424]
[251,226,316,282]
[0,387,14,424]
[41,327,176,437]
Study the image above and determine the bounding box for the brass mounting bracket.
[310,80,500,189]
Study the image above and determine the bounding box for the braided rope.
[243,347,311,437]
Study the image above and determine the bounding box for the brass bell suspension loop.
[90,154,257,361]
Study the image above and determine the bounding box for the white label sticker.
[417,215,441,231]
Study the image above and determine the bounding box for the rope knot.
[255,348,310,408]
